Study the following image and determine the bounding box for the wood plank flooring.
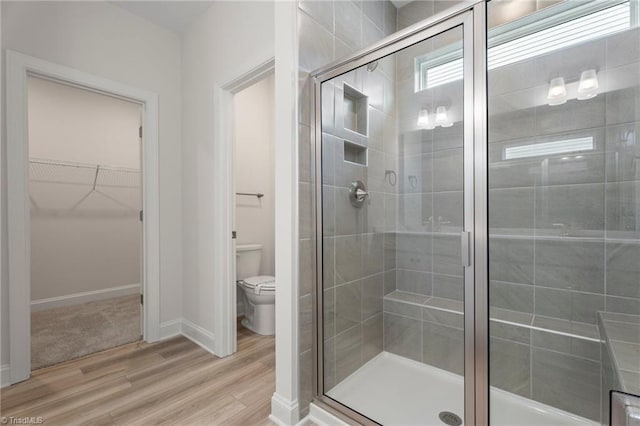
[1,326,275,425]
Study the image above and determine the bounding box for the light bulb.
[434,106,453,127]
[547,77,567,106]
[577,69,599,100]
[417,109,433,129]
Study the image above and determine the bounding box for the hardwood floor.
[1,326,276,425]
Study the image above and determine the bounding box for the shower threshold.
[327,351,598,426]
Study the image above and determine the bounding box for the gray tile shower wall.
[322,63,397,392]
[486,26,640,422]
[297,0,397,416]
[488,33,640,312]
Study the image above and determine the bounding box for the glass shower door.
[317,11,475,425]
[487,1,640,425]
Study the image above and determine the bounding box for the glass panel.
[320,25,466,424]
[488,1,640,425]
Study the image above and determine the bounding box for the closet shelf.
[29,158,140,188]
[29,158,141,212]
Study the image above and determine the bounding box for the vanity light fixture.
[418,107,454,128]
[434,106,453,127]
[547,77,567,106]
[417,108,434,129]
[577,69,599,100]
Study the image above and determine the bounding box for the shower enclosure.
[311,0,640,424]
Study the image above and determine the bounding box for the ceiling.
[112,1,413,34]
[110,1,214,34]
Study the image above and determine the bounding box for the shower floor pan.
[327,351,598,426]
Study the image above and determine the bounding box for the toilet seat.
[239,275,276,294]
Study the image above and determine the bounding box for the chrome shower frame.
[310,0,488,424]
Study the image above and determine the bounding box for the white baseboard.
[157,318,217,356]
[157,318,217,357]
[1,364,10,388]
[158,319,182,340]
[305,402,350,426]
[181,319,216,355]
[31,284,141,311]
[295,416,315,426]
[269,392,300,426]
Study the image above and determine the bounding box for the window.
[503,137,594,160]
[416,0,633,90]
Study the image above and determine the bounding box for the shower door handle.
[460,231,471,267]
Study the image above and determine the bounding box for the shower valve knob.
[349,181,369,208]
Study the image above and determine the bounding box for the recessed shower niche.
[342,83,368,136]
[343,140,367,166]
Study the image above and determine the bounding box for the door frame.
[310,0,488,424]
[211,58,275,357]
[6,50,161,384]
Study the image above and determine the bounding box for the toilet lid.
[243,275,276,290]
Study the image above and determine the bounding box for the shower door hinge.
[139,210,143,222]
[139,126,142,138]
[140,294,143,305]
[232,231,237,239]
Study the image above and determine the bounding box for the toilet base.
[241,300,275,336]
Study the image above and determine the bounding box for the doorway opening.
[7,50,161,385]
[233,73,276,342]
[27,76,143,370]
[210,57,274,358]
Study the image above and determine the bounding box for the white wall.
[28,77,141,168]
[1,1,183,366]
[28,76,141,301]
[234,73,275,276]
[181,1,274,344]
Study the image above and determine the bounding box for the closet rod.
[236,192,264,199]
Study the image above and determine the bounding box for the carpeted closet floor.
[31,294,141,370]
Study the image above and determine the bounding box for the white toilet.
[236,244,276,335]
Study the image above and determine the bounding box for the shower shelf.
[342,83,368,137]
[343,141,367,166]
[28,158,141,213]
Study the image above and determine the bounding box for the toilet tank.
[236,244,262,281]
